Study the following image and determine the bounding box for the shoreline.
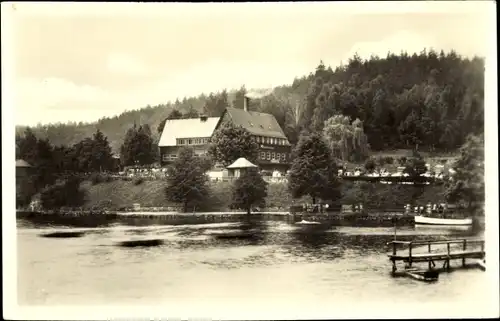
[17,209,408,217]
[16,209,416,225]
[15,210,484,229]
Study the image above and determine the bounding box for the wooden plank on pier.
[389,250,485,262]
[388,238,485,274]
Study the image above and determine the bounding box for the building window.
[266,152,271,160]
[170,154,177,159]
[261,152,266,159]
[281,153,286,161]
[162,154,168,161]
[272,152,275,159]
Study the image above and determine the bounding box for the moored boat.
[403,268,439,282]
[295,219,321,225]
[414,215,473,226]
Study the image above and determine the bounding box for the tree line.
[16,121,484,216]
[15,123,157,208]
[15,49,484,156]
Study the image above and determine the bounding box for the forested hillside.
[16,49,484,154]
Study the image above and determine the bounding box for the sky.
[3,2,494,126]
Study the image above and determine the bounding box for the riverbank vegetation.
[42,179,445,213]
[16,50,484,154]
[18,131,481,214]
[15,49,484,214]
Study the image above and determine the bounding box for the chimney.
[243,96,249,112]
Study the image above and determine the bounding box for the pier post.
[446,242,451,270]
[408,243,413,268]
[427,242,431,270]
[462,239,467,267]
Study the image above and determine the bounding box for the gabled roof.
[227,157,258,169]
[16,159,32,167]
[222,107,288,140]
[158,116,220,147]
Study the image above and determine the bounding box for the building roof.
[158,116,220,147]
[16,159,32,167]
[227,157,258,169]
[222,107,288,140]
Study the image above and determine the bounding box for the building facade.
[214,103,292,173]
[158,115,220,166]
[16,159,33,181]
[158,98,292,173]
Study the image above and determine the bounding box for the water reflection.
[17,216,117,229]
[16,217,486,306]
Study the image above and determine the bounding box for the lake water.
[15,218,494,318]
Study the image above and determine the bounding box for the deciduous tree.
[165,148,211,212]
[288,132,340,204]
[120,124,156,166]
[231,168,268,215]
[208,123,259,167]
[445,134,484,213]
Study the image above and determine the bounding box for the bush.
[398,156,407,166]
[134,178,144,185]
[384,156,394,164]
[90,173,103,185]
[40,177,86,210]
[376,156,386,167]
[364,158,376,173]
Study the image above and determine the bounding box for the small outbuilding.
[226,157,258,178]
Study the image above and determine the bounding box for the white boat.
[414,224,472,232]
[414,215,473,226]
[296,220,321,225]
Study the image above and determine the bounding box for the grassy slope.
[81,179,446,211]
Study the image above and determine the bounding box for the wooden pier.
[388,239,485,275]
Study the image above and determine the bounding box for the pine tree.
[288,132,340,204]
